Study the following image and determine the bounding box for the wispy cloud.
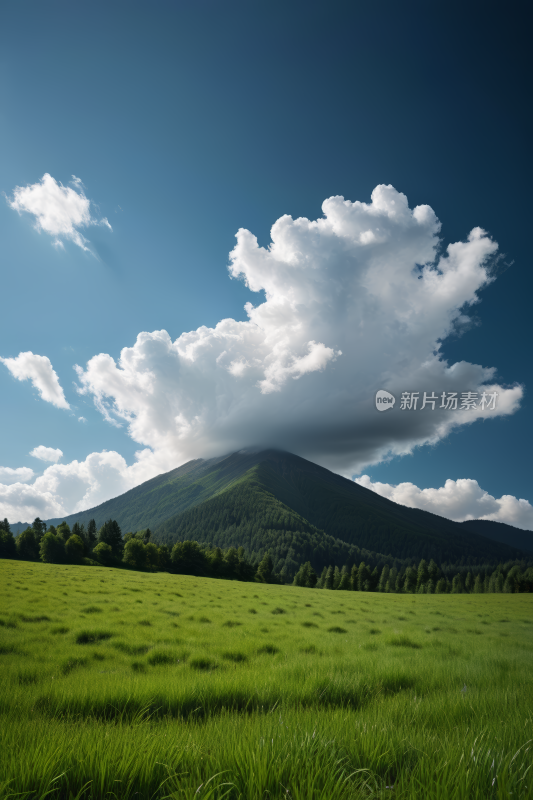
[7,173,111,252]
[29,445,63,463]
[1,351,70,409]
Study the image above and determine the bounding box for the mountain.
[33,449,531,573]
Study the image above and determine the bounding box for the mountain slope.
[153,454,526,566]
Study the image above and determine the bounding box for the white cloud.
[0,467,34,485]
[0,352,70,409]
[7,173,111,251]
[355,475,533,531]
[29,445,63,463]
[74,185,521,478]
[78,416,87,423]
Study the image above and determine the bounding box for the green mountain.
[36,449,531,573]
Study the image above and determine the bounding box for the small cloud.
[1,352,70,409]
[0,466,34,485]
[30,445,63,463]
[6,173,112,252]
[78,416,87,423]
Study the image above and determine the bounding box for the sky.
[0,0,532,531]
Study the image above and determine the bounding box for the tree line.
[293,558,533,594]
[1,517,532,592]
[0,517,282,584]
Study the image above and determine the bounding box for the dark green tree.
[403,567,417,593]
[97,520,123,558]
[428,559,439,583]
[145,542,159,570]
[157,544,171,571]
[65,534,85,563]
[40,532,66,563]
[465,572,473,593]
[324,565,335,590]
[32,518,47,543]
[124,537,146,569]
[416,559,429,591]
[333,566,341,589]
[451,574,464,593]
[87,519,97,548]
[171,540,208,575]
[0,528,17,559]
[255,552,274,583]
[338,565,350,590]
[0,518,11,533]
[16,529,39,560]
[93,541,114,565]
[435,577,447,593]
[357,562,368,592]
[378,565,390,592]
[317,566,328,589]
[56,522,71,543]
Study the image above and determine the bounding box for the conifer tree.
[325,565,335,590]
[356,562,368,591]
[338,565,350,590]
[350,564,358,590]
[333,565,341,589]
[428,559,439,583]
[378,565,390,592]
[473,574,483,593]
[465,572,473,593]
[32,518,47,543]
[403,566,417,593]
[87,519,97,548]
[97,520,123,558]
[317,566,328,589]
[416,559,429,591]
[388,567,398,592]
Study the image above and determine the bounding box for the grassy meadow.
[1,559,532,799]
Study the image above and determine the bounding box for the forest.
[1,516,532,594]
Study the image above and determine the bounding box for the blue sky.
[0,0,531,529]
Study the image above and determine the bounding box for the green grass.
[1,560,532,798]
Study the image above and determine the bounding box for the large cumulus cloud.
[75,185,521,477]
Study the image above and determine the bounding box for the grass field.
[1,559,532,799]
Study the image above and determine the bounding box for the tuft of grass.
[271,607,286,615]
[221,651,248,663]
[147,650,176,666]
[328,626,347,634]
[80,606,103,614]
[189,657,216,671]
[257,644,279,655]
[388,634,422,649]
[75,630,112,644]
